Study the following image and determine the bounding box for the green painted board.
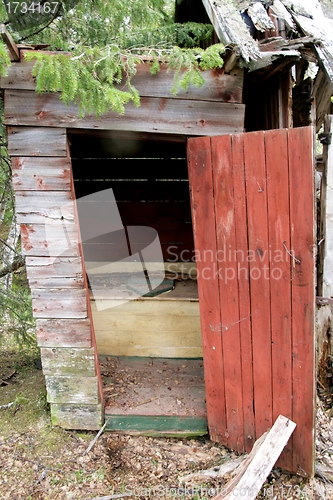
[105,414,208,437]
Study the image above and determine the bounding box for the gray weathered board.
[36,318,92,347]
[4,90,245,136]
[1,58,243,103]
[7,126,67,156]
[45,375,99,404]
[26,256,84,278]
[21,223,80,257]
[32,288,87,319]
[11,157,72,191]
[51,403,103,430]
[220,415,296,500]
[41,347,96,376]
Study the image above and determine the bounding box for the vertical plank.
[322,116,333,297]
[232,133,255,452]
[243,131,273,439]
[265,129,293,471]
[187,136,226,443]
[288,126,315,478]
[211,135,244,451]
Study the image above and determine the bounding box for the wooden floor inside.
[100,357,207,436]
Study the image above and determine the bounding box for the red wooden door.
[187,127,315,477]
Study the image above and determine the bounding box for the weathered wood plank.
[7,126,67,157]
[265,129,293,472]
[15,191,75,224]
[105,414,207,436]
[231,133,255,453]
[187,136,227,442]
[26,256,83,279]
[36,318,92,347]
[219,415,296,500]
[4,90,245,136]
[211,134,244,452]
[32,288,87,318]
[51,403,103,430]
[322,116,333,297]
[29,277,85,288]
[45,376,99,404]
[1,60,244,103]
[20,223,80,257]
[0,24,19,62]
[288,126,315,478]
[243,131,273,439]
[41,347,95,376]
[11,157,71,191]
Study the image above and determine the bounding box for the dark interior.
[69,130,195,263]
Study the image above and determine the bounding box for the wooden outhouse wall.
[10,129,103,429]
[1,54,245,429]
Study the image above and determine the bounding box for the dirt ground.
[1,350,333,500]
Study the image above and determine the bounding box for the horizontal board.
[15,191,75,224]
[11,157,72,190]
[26,256,83,278]
[20,223,80,257]
[7,126,67,157]
[51,403,102,430]
[91,299,201,358]
[41,347,96,376]
[72,158,188,180]
[32,288,87,318]
[0,60,36,89]
[1,60,243,103]
[36,318,92,347]
[104,415,207,435]
[28,276,85,288]
[45,375,99,404]
[5,90,245,136]
[74,180,190,201]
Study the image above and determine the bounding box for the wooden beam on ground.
[212,415,296,500]
[0,24,19,62]
[321,115,333,298]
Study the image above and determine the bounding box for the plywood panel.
[91,299,202,358]
[5,90,245,136]
[11,157,71,191]
[7,126,66,156]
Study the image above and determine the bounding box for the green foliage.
[25,42,225,116]
[0,40,11,77]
